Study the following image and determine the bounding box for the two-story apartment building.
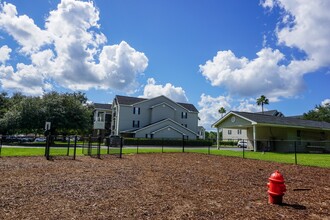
[111,95,200,139]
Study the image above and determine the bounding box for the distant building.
[93,103,112,137]
[213,110,330,152]
[222,110,284,141]
[111,95,200,139]
[198,126,206,140]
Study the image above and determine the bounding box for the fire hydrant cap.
[269,170,285,183]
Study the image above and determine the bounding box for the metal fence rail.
[81,136,123,159]
[45,135,78,160]
[0,135,328,167]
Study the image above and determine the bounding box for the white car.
[237,140,247,148]
[34,137,46,142]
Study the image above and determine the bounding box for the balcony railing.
[93,121,105,129]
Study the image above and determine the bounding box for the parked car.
[109,135,121,146]
[34,137,47,142]
[237,140,247,148]
[18,136,34,143]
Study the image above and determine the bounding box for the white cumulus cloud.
[1,63,45,96]
[0,45,11,63]
[199,48,312,100]
[0,0,148,96]
[0,2,51,54]
[273,0,330,67]
[201,0,330,101]
[140,78,188,103]
[321,99,330,106]
[197,94,232,129]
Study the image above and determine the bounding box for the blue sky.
[0,0,329,130]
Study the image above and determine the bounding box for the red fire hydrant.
[267,170,286,204]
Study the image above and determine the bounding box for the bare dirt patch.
[1,153,329,219]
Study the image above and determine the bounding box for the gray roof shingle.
[233,111,330,130]
[115,95,198,112]
[94,103,112,110]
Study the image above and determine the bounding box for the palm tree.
[218,107,226,118]
[256,95,269,113]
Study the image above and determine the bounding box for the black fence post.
[242,141,245,159]
[294,141,297,165]
[88,135,92,156]
[0,136,2,157]
[137,138,139,154]
[66,137,71,156]
[107,136,110,155]
[97,136,101,159]
[162,138,164,153]
[119,137,123,158]
[45,134,51,160]
[82,137,85,155]
[73,135,77,160]
[182,136,185,153]
[208,144,210,155]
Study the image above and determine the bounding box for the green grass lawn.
[0,147,85,157]
[1,146,329,168]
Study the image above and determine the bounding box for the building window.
[228,130,232,135]
[237,129,242,135]
[181,124,187,128]
[297,130,301,138]
[181,112,188,119]
[133,120,140,128]
[96,112,104,122]
[133,107,140,115]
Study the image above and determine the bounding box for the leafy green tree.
[19,97,44,135]
[0,108,20,134]
[0,91,93,135]
[218,107,226,118]
[256,95,269,113]
[42,92,92,135]
[205,131,219,140]
[0,91,9,118]
[303,103,330,123]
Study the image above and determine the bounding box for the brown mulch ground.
[0,153,329,220]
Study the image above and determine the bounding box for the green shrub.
[219,140,238,146]
[124,138,212,146]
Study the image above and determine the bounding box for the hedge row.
[123,138,213,146]
[219,140,238,146]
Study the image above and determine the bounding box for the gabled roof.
[121,118,199,136]
[115,95,198,112]
[226,111,330,130]
[116,95,146,105]
[94,103,112,110]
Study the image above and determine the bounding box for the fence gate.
[82,135,123,159]
[45,135,78,160]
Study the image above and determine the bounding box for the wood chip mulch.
[0,153,329,219]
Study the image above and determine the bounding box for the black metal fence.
[0,135,329,167]
[124,137,213,154]
[0,136,2,157]
[217,138,330,153]
[44,135,79,160]
[81,135,123,159]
